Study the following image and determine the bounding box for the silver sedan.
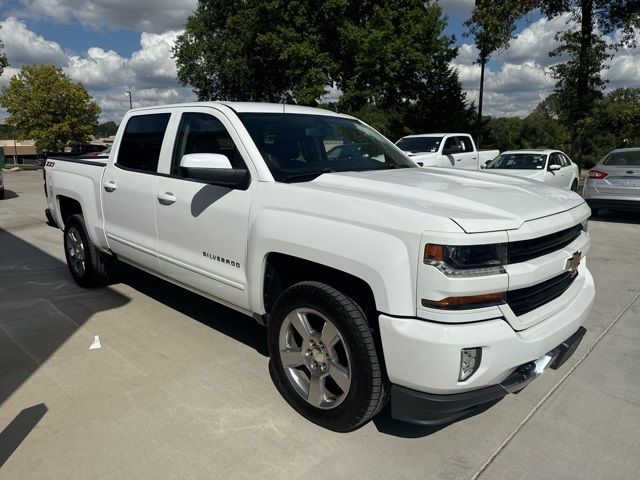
[584,148,640,215]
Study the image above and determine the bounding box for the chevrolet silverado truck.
[44,102,594,431]
[396,133,499,169]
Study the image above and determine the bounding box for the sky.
[1,0,640,124]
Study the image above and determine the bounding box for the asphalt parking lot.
[1,170,639,479]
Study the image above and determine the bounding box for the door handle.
[103,181,117,192]
[157,192,177,205]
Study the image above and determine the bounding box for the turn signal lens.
[459,347,482,381]
[587,170,607,179]
[421,292,506,310]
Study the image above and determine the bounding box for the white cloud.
[0,18,195,122]
[19,0,197,34]
[452,11,640,117]
[0,16,68,66]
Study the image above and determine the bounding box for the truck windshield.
[238,113,415,182]
[396,136,442,153]
[486,153,546,170]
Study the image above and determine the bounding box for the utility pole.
[476,54,487,149]
[124,91,133,110]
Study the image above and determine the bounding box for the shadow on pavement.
[590,210,640,225]
[0,403,47,467]
[115,262,268,357]
[1,190,19,200]
[0,227,130,406]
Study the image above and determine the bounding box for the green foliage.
[464,0,537,59]
[94,121,118,138]
[0,123,16,140]
[0,65,100,152]
[174,0,471,139]
[0,27,7,76]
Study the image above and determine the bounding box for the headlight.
[424,243,506,277]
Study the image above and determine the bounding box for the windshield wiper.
[283,169,336,181]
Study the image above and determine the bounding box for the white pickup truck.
[396,133,499,170]
[44,102,594,431]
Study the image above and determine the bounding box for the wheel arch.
[261,253,379,323]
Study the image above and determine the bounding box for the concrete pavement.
[1,170,639,479]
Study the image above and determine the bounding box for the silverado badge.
[565,251,582,271]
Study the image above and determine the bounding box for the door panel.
[453,136,478,170]
[155,111,255,310]
[103,112,171,271]
[546,153,565,188]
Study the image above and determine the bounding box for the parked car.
[583,147,640,215]
[0,146,5,199]
[483,149,580,191]
[44,102,593,431]
[396,133,499,170]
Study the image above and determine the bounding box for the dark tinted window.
[117,113,170,172]
[396,136,442,153]
[456,136,474,152]
[444,137,458,152]
[486,153,546,170]
[549,153,562,167]
[238,113,413,182]
[172,113,246,175]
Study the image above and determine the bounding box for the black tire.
[268,281,388,432]
[571,179,579,192]
[63,214,112,287]
[0,188,4,199]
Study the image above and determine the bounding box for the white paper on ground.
[89,335,101,350]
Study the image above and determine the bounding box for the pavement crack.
[471,290,640,480]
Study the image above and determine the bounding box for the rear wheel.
[268,281,388,431]
[64,214,112,287]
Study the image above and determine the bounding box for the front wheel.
[64,214,112,287]
[268,281,388,431]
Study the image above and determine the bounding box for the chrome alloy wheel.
[278,308,352,409]
[65,227,86,277]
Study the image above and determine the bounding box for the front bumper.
[390,326,586,425]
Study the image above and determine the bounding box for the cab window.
[117,113,171,172]
[171,112,247,175]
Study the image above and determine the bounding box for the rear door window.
[117,113,171,172]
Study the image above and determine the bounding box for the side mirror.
[180,153,249,187]
[548,164,561,172]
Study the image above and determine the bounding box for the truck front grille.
[508,224,582,264]
[506,270,578,316]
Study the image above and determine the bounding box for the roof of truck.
[129,101,348,117]
[399,133,471,138]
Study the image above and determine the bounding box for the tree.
[467,1,640,168]
[0,65,100,152]
[174,0,332,104]
[95,121,118,138]
[464,1,536,146]
[174,0,470,140]
[0,27,8,77]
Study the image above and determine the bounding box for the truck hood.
[485,169,545,180]
[303,168,585,233]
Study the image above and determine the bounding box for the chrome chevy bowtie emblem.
[565,251,582,271]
